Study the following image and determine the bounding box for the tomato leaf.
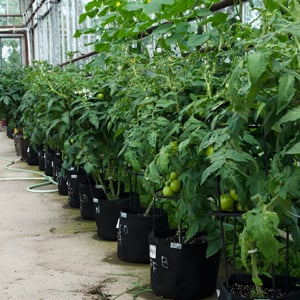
[286,142,300,155]
[240,205,280,267]
[145,161,161,184]
[187,34,210,48]
[247,51,271,85]
[143,0,174,15]
[279,106,300,124]
[201,158,225,184]
[277,73,295,114]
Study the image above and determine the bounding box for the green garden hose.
[0,157,58,193]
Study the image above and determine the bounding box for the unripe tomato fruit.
[206,146,214,156]
[170,179,181,193]
[229,189,238,201]
[162,186,175,197]
[236,202,244,212]
[96,93,104,99]
[220,194,234,211]
[169,172,178,180]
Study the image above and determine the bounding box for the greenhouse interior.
[0,0,300,299]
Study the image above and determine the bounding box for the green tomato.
[236,202,244,212]
[96,93,104,99]
[220,194,234,211]
[169,141,178,152]
[165,179,171,187]
[162,186,175,197]
[169,172,178,180]
[170,179,181,193]
[206,146,214,157]
[229,189,238,201]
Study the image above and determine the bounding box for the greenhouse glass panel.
[0,37,22,68]
[243,0,264,27]
[0,0,23,26]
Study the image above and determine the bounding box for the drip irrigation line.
[0,156,58,193]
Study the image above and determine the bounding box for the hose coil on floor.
[0,157,58,193]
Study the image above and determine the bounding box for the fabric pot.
[26,145,39,166]
[14,133,29,161]
[67,168,85,208]
[52,153,62,180]
[54,157,68,196]
[13,133,23,157]
[21,138,29,161]
[38,148,45,171]
[117,207,169,263]
[57,173,68,196]
[6,126,13,139]
[79,182,105,220]
[44,151,56,177]
[94,192,140,241]
[149,230,221,300]
[219,273,300,300]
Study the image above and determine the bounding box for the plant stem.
[47,82,68,99]
[144,197,154,217]
[250,240,264,298]
[97,173,109,200]
[108,177,116,200]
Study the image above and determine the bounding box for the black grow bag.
[67,168,86,208]
[38,148,45,171]
[53,157,68,196]
[57,173,68,196]
[51,152,62,180]
[94,192,140,241]
[14,133,29,161]
[219,274,300,300]
[13,133,23,157]
[149,230,221,300]
[26,145,39,165]
[79,182,105,220]
[44,151,56,176]
[7,126,13,139]
[117,207,169,263]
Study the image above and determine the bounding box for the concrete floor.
[0,128,220,300]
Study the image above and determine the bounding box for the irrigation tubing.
[0,156,58,193]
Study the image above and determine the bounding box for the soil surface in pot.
[165,231,208,244]
[229,282,291,299]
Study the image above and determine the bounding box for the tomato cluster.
[219,189,243,211]
[162,172,181,197]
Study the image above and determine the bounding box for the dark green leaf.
[187,34,210,48]
[286,142,300,155]
[62,112,70,125]
[79,13,88,24]
[277,74,295,114]
[279,106,300,124]
[247,51,271,85]
[201,158,225,184]
[146,161,161,184]
[143,0,174,15]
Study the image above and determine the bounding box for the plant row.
[1,1,300,297]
